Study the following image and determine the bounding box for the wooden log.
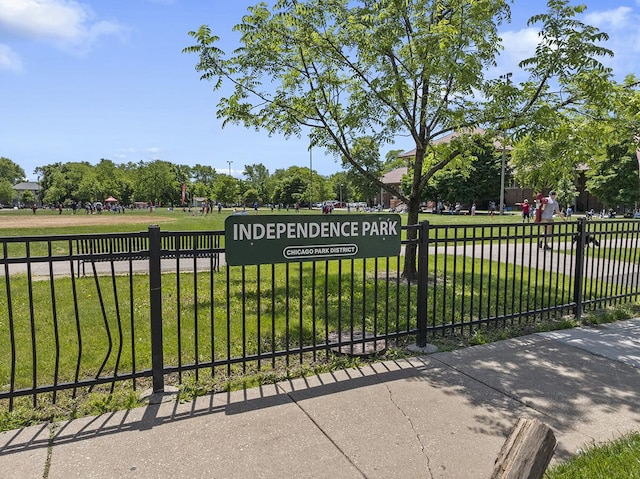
[490,417,557,479]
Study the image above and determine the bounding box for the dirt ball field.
[0,212,176,229]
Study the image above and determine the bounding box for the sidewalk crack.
[384,383,434,479]
[43,422,57,479]
[276,383,368,479]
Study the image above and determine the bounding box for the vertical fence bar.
[573,218,586,320]
[3,242,16,410]
[298,262,304,363]
[416,221,429,347]
[241,266,247,373]
[192,236,200,382]
[257,265,262,370]
[25,241,37,407]
[148,225,164,393]
[271,264,277,368]
[128,235,137,390]
[311,262,317,362]
[175,235,183,383]
[285,263,291,366]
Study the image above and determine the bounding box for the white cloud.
[496,7,640,81]
[492,27,540,81]
[113,146,163,161]
[583,6,640,77]
[0,44,23,72]
[0,0,127,54]
[584,7,633,29]
[500,28,539,64]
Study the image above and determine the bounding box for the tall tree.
[185,0,612,277]
[586,141,640,209]
[211,174,240,206]
[0,180,15,205]
[0,157,26,184]
[416,135,503,208]
[345,137,383,203]
[37,162,95,205]
[133,160,179,205]
[192,164,217,183]
[273,174,307,206]
[94,159,134,203]
[243,163,271,204]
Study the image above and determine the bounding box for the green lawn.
[1,206,638,433]
[0,203,580,233]
[545,431,640,479]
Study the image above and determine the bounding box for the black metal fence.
[1,218,639,410]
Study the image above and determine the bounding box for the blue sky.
[1,0,639,181]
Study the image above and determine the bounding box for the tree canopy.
[0,157,26,185]
[0,157,25,205]
[185,0,615,277]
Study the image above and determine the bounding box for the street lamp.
[339,184,343,208]
[227,160,233,176]
[499,72,512,215]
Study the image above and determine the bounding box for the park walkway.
[2,238,637,285]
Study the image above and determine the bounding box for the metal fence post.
[573,218,586,321]
[148,224,164,393]
[416,221,430,347]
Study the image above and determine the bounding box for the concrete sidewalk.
[2,319,640,478]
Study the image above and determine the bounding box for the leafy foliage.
[243,163,272,204]
[586,141,640,208]
[0,180,15,205]
[184,0,615,277]
[0,157,25,184]
[211,174,240,205]
[416,134,503,207]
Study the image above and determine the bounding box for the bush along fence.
[1,217,639,410]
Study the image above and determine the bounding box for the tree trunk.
[402,194,421,280]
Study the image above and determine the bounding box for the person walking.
[539,190,567,250]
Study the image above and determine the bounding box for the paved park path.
[2,238,638,289]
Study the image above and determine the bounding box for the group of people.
[516,191,567,250]
[434,201,464,215]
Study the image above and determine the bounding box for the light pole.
[499,72,512,215]
[227,160,233,176]
[340,184,343,208]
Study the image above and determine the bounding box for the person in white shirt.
[539,191,567,250]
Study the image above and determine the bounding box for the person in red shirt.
[516,199,531,223]
[533,193,547,224]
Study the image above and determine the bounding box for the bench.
[75,234,221,277]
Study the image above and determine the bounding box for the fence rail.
[1,218,639,410]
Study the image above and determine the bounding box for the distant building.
[377,167,407,209]
[12,181,41,207]
[387,129,603,213]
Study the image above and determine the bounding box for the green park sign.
[225,214,402,265]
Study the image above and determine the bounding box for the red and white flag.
[181,183,186,205]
